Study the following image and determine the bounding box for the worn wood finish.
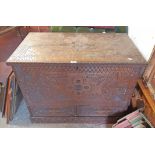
[143,46,155,84]
[0,27,17,36]
[138,80,155,127]
[31,116,121,124]
[138,80,155,111]
[7,33,146,123]
[7,33,146,64]
[140,47,155,126]
[0,62,12,84]
[0,27,23,62]
[0,62,12,113]
[143,46,155,98]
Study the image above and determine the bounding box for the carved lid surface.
[7,32,146,64]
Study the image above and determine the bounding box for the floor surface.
[0,100,112,128]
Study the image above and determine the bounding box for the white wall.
[128,26,155,61]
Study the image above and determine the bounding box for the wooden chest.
[7,33,146,123]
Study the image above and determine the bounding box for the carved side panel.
[13,63,145,117]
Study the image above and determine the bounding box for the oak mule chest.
[7,33,146,123]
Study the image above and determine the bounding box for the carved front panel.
[13,63,145,117]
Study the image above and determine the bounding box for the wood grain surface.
[7,33,146,64]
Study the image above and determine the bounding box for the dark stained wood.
[7,33,146,123]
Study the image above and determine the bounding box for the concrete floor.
[0,100,112,128]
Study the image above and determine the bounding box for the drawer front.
[13,63,145,117]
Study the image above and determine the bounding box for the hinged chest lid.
[7,32,146,64]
